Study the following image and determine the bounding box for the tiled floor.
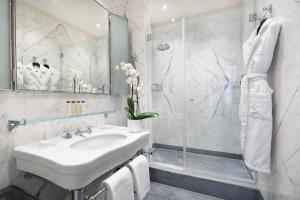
[145,182,223,200]
[151,148,253,183]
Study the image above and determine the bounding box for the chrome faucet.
[74,126,92,137]
[63,130,72,139]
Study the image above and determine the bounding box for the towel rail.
[21,150,146,200]
[87,187,106,200]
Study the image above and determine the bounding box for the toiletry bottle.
[66,101,71,115]
[77,101,81,114]
[71,101,76,115]
[81,101,86,113]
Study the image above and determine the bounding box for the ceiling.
[20,0,109,37]
[150,0,242,24]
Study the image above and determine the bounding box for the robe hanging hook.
[262,5,272,19]
[248,4,272,22]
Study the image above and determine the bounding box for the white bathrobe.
[23,64,51,90]
[239,18,281,173]
[47,67,60,90]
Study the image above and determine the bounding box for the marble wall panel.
[242,0,300,199]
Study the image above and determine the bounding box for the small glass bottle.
[65,101,71,115]
[81,101,86,113]
[71,101,76,115]
[76,101,81,114]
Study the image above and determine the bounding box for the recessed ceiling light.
[96,24,101,28]
[162,4,168,10]
[171,18,175,22]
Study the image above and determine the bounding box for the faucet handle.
[86,125,92,133]
[63,130,72,139]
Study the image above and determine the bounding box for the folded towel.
[103,167,134,200]
[128,155,150,200]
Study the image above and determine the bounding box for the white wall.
[242,0,300,199]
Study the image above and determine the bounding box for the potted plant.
[115,62,159,132]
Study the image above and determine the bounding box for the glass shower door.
[150,1,255,184]
[183,6,254,183]
[150,18,185,170]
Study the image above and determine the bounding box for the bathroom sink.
[13,126,150,190]
[71,134,127,150]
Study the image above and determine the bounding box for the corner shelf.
[8,110,116,132]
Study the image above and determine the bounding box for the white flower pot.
[127,119,142,132]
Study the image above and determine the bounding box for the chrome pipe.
[72,189,85,200]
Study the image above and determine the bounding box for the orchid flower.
[136,82,144,94]
[126,77,138,86]
[115,62,159,120]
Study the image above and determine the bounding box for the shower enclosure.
[150,5,254,184]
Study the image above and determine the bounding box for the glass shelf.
[8,110,116,132]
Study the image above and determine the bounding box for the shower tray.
[150,147,255,187]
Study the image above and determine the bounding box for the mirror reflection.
[16,0,110,94]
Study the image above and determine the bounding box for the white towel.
[128,155,150,200]
[103,167,134,200]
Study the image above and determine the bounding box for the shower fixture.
[147,34,170,51]
[157,41,170,51]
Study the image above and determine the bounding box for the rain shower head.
[157,41,170,51]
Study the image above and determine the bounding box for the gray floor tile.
[145,182,223,200]
[151,148,253,182]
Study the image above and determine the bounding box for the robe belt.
[245,73,267,79]
[240,72,267,151]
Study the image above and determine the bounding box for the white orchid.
[78,79,84,86]
[68,68,86,93]
[124,68,137,77]
[69,68,82,80]
[115,62,158,120]
[129,68,139,77]
[114,65,120,71]
[92,87,97,93]
[136,82,144,94]
[126,77,138,86]
[121,63,133,71]
[79,83,95,93]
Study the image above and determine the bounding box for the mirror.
[15,0,110,94]
[0,0,11,89]
[110,14,129,95]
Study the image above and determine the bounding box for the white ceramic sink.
[14,126,150,190]
[71,134,127,150]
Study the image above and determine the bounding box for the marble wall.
[242,0,300,199]
[152,6,243,154]
[100,0,152,125]
[0,1,152,198]
[16,2,110,93]
[0,91,125,191]
[98,0,128,17]
[0,0,128,192]
[126,0,152,129]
